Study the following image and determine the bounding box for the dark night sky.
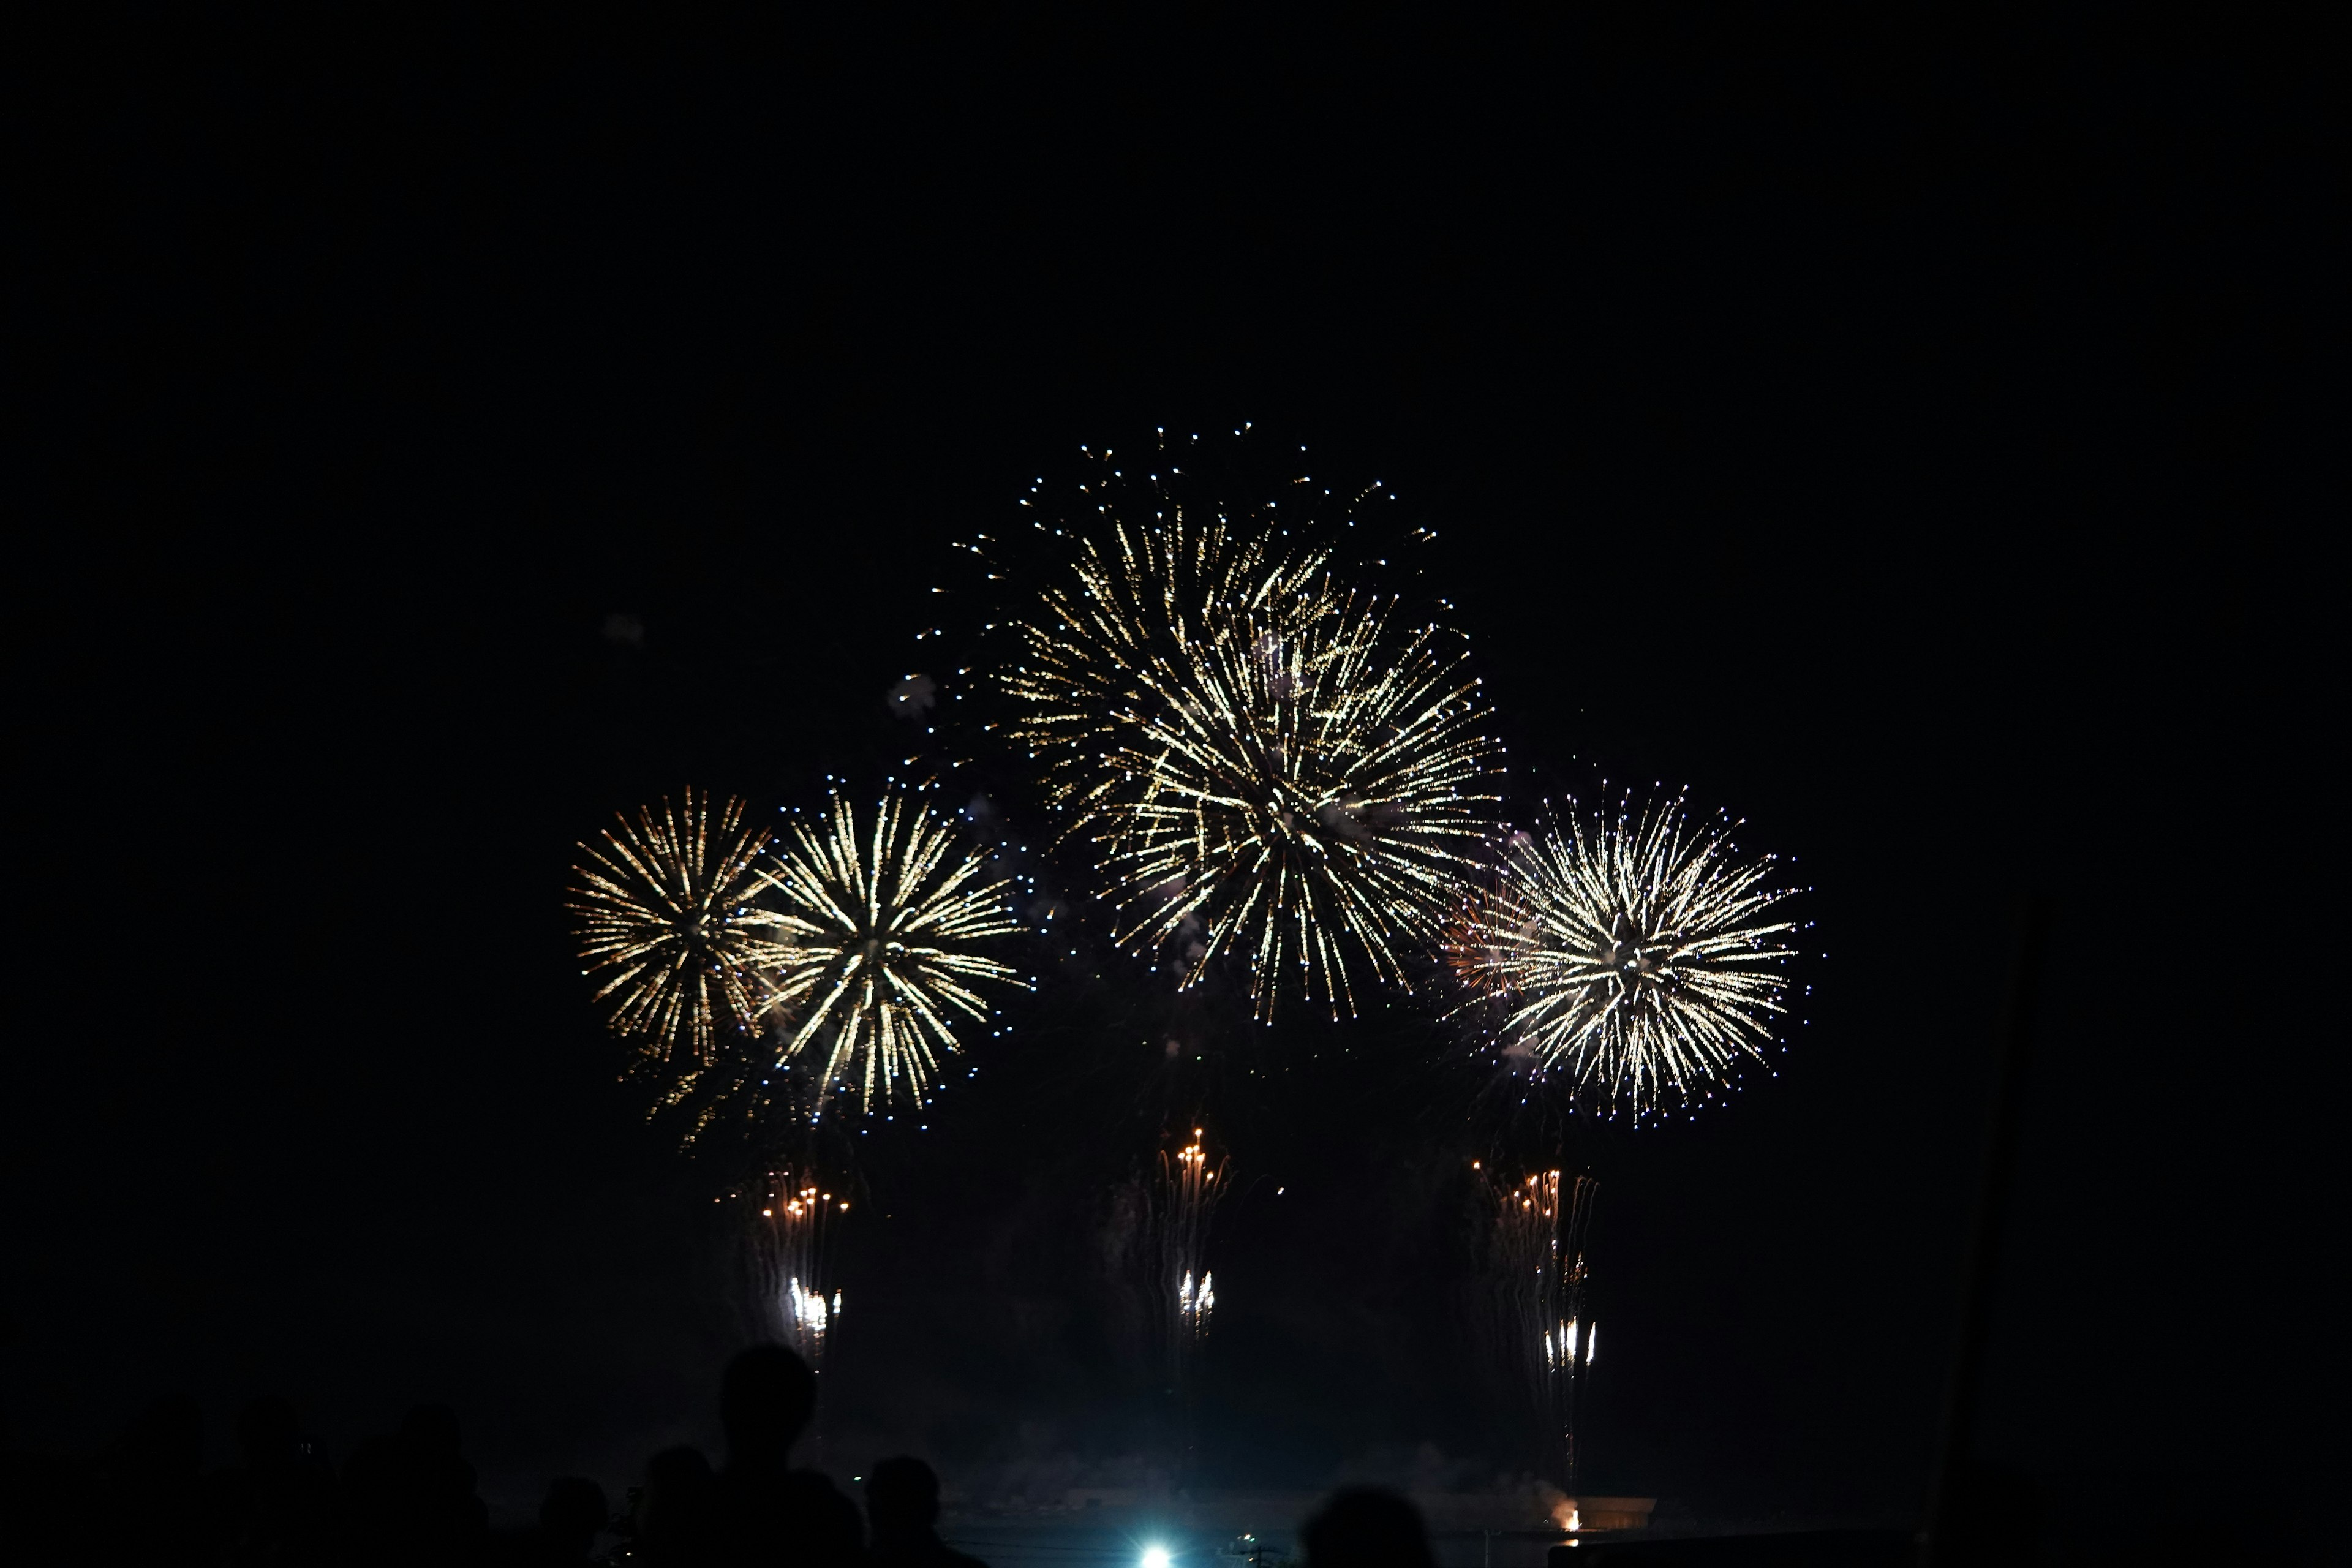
[9,10,2325,1545]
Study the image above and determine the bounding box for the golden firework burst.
[759,791,1027,1112]
[1003,491,1501,1017]
[565,789,793,1103]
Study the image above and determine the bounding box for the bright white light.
[1142,1547,1174,1568]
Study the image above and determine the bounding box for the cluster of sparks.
[570,441,1811,1151]
[1158,1129,1225,1476]
[1447,797,1801,1114]
[564,790,791,1107]
[759,794,1027,1113]
[1482,1167,1562,1403]
[1476,1163,1599,1488]
[1001,478,1501,1019]
[1163,1131,1224,1365]
[1177,1267,1216,1336]
[751,1172,847,1370]
[557,440,1820,1504]
[567,788,1027,1124]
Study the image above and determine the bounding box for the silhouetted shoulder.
[715,1463,864,1567]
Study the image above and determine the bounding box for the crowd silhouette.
[2,1345,1437,1567]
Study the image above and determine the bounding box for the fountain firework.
[1161,1129,1224,1385]
[1101,1128,1228,1469]
[1477,1165,1599,1490]
[749,1169,848,1371]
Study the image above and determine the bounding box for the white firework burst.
[1448,796,1801,1112]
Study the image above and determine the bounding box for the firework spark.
[567,790,793,1101]
[749,1170,848,1370]
[1449,797,1801,1114]
[1551,1174,1598,1491]
[758,791,1027,1113]
[1474,1164,1598,1489]
[1163,1130,1224,1372]
[1480,1167,1560,1414]
[1002,482,1501,1017]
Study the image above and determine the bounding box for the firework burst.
[566,790,793,1102]
[759,791,1028,1113]
[1001,472,1501,1017]
[1448,796,1801,1114]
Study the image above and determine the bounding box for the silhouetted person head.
[865,1455,986,1568]
[1302,1488,1436,1568]
[539,1476,608,1562]
[866,1456,943,1541]
[235,1396,301,1468]
[720,1343,816,1466]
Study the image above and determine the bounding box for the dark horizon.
[10,14,2320,1560]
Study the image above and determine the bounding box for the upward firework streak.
[1482,1167,1561,1427]
[1099,1129,1227,1474]
[759,792,1028,1113]
[567,790,793,1103]
[1003,470,1501,1017]
[1161,1130,1224,1378]
[1449,797,1801,1114]
[1476,1166,1598,1490]
[749,1170,847,1370]
[1154,1128,1225,1481]
[1551,1174,1599,1492]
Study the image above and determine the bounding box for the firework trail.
[1479,1166,1559,1430]
[1448,796,1801,1114]
[759,790,1029,1114]
[1476,1165,1599,1490]
[567,790,793,1107]
[1101,1128,1230,1431]
[748,1169,848,1371]
[1000,458,1501,1018]
[1161,1129,1224,1381]
[1099,1126,1226,1479]
[1550,1173,1598,1493]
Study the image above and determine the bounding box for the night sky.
[12,13,2320,1550]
